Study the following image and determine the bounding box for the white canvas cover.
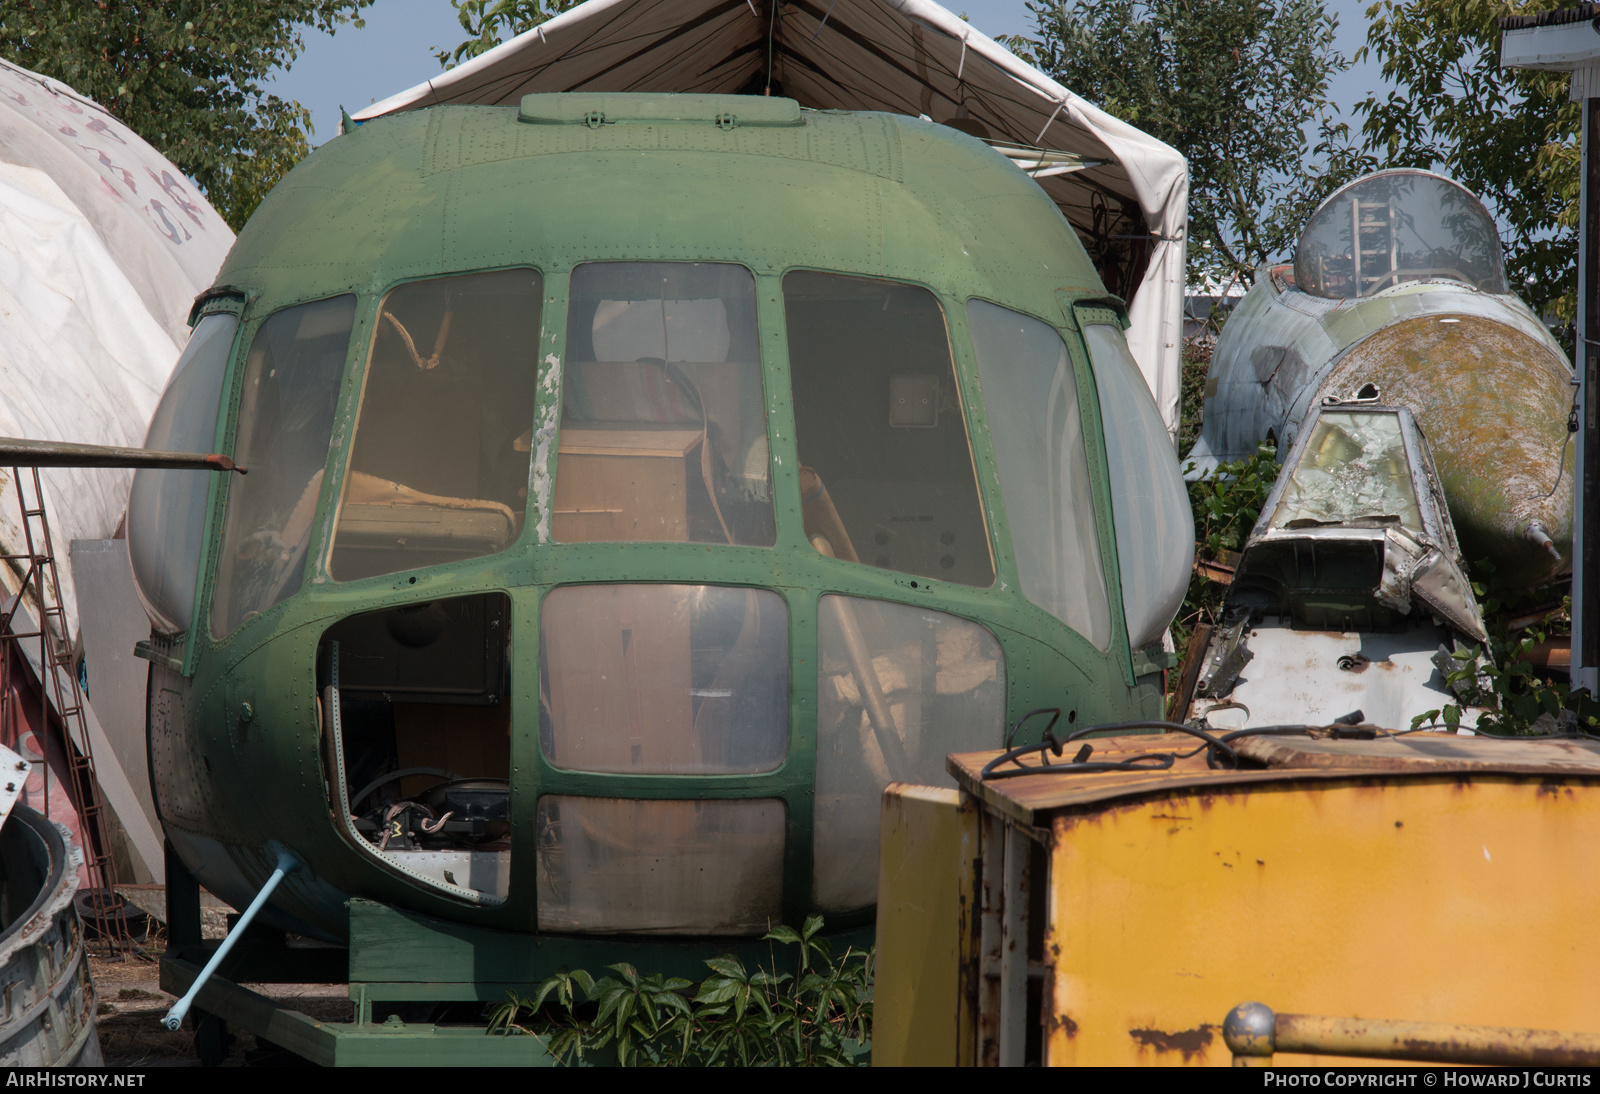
[0,59,233,635]
[353,0,1188,433]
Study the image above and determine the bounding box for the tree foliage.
[1413,576,1600,736]
[1352,0,1579,333]
[1172,441,1277,669]
[0,1,371,231]
[435,0,580,69]
[1009,0,1349,283]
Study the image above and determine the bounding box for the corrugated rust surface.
[1042,774,1600,1065]
[1323,313,1574,585]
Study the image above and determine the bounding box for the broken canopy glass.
[1243,404,1486,643]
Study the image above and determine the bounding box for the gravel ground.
[89,951,353,1067]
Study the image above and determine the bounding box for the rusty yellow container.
[875,732,1600,1066]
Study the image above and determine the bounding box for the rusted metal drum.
[0,804,101,1066]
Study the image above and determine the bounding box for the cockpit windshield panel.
[212,296,354,637]
[329,269,543,582]
[131,311,237,635]
[966,300,1109,646]
[555,262,774,547]
[1294,171,1506,299]
[785,272,994,587]
[1271,410,1425,532]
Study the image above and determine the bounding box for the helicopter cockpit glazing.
[966,300,1109,646]
[556,263,773,547]
[785,272,993,588]
[212,296,355,636]
[132,259,1184,930]
[127,311,237,635]
[1293,170,1507,299]
[329,269,544,581]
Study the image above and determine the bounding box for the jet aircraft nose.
[1318,312,1574,588]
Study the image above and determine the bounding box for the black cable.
[1059,720,1241,762]
[982,751,1177,780]
[350,766,459,811]
[980,718,1240,780]
[1005,707,1062,750]
[1219,724,1372,742]
[980,715,1600,784]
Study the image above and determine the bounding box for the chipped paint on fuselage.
[1189,272,1575,586]
[147,100,1168,944]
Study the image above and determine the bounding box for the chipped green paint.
[145,97,1165,955]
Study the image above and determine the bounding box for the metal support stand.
[156,897,872,1066]
[976,810,1004,1066]
[164,849,300,1030]
[976,812,1035,1066]
[998,822,1031,1067]
[1576,95,1600,698]
[163,841,202,950]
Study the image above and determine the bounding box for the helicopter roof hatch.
[351,0,1189,434]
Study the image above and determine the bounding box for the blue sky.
[264,0,1388,147]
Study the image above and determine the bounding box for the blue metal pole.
[163,849,300,1031]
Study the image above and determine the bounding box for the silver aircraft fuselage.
[1187,172,1575,589]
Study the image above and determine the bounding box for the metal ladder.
[1351,196,1398,295]
[0,466,126,947]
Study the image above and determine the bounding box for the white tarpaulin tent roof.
[0,58,233,635]
[353,0,1188,432]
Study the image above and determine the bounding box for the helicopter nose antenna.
[163,848,302,1032]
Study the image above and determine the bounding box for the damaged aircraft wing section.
[351,0,1188,433]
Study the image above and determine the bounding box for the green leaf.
[528,973,567,1012]
[614,992,636,1035]
[477,917,873,1066]
[657,992,693,1018]
[695,979,741,1006]
[703,956,748,980]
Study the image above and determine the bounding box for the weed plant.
[1172,442,1277,665]
[487,916,872,1066]
[1412,573,1600,735]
